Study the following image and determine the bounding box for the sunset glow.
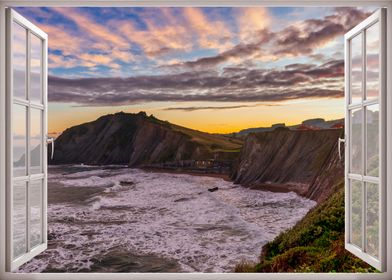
[16,7,375,134]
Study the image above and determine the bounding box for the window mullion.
[378,9,387,270]
[26,29,31,253]
[361,29,367,253]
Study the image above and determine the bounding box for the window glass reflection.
[13,22,26,100]
[366,22,380,100]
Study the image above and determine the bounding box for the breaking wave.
[19,165,316,273]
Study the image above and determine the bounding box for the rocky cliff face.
[231,129,344,202]
[305,131,344,202]
[51,112,241,167]
[53,112,343,202]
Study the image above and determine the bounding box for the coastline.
[249,183,308,197]
[141,166,232,182]
[141,167,304,196]
[50,164,306,196]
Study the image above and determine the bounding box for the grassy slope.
[146,113,243,153]
[235,183,377,273]
[170,124,243,152]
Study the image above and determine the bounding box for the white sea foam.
[19,167,316,273]
[60,175,115,188]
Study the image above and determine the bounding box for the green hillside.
[171,124,243,152]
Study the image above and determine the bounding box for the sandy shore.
[249,183,308,196]
[141,167,232,182]
[141,167,306,195]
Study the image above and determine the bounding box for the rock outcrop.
[50,112,242,167]
[52,111,343,202]
[231,129,344,202]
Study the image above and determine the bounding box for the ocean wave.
[19,167,316,273]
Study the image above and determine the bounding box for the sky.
[16,6,375,134]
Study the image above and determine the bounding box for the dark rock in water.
[47,232,57,241]
[174,197,192,202]
[120,180,134,186]
[208,187,219,192]
[88,249,181,272]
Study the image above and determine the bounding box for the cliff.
[52,112,343,202]
[235,118,344,136]
[231,128,344,202]
[50,112,242,167]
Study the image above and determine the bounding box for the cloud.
[99,7,234,62]
[163,103,279,111]
[114,17,193,58]
[19,7,372,108]
[163,7,370,70]
[236,7,271,42]
[183,7,233,51]
[48,60,344,106]
[34,7,234,71]
[274,22,343,56]
[20,7,370,78]
[165,29,273,70]
[18,8,136,72]
[38,24,86,57]
[309,53,326,61]
[271,8,371,57]
[52,7,130,49]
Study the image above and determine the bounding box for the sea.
[18,165,316,273]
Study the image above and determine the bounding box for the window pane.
[366,22,379,101]
[30,180,42,248]
[351,180,362,248]
[30,34,42,103]
[13,22,26,100]
[13,181,26,259]
[13,104,27,177]
[366,182,379,258]
[366,104,379,177]
[30,109,42,174]
[351,33,363,104]
[350,108,362,174]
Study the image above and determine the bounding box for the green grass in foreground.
[235,184,377,273]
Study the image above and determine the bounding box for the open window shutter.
[344,8,386,271]
[6,9,49,271]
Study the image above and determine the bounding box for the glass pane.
[30,34,42,103]
[351,180,362,248]
[366,22,380,101]
[30,109,42,174]
[351,33,363,104]
[350,108,362,174]
[13,181,26,259]
[366,182,379,258]
[366,104,379,177]
[30,180,42,248]
[13,104,27,177]
[13,22,27,100]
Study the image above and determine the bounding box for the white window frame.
[344,9,387,271]
[0,1,391,280]
[5,9,48,272]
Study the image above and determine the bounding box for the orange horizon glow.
[48,98,345,136]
